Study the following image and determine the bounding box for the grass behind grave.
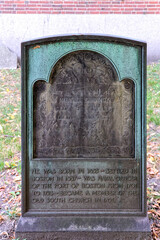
[0,63,160,171]
[0,69,21,171]
[147,62,160,125]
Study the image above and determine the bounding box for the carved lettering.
[29,162,140,210]
[30,51,138,212]
[33,51,135,158]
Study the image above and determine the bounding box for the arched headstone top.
[16,34,150,240]
[33,50,135,159]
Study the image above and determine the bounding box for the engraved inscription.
[33,51,135,158]
[29,160,140,210]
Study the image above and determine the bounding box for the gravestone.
[16,35,151,239]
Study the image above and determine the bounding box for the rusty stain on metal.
[33,45,40,49]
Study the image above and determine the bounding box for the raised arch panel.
[33,51,135,158]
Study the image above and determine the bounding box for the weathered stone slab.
[16,217,151,240]
[33,51,135,159]
[0,42,17,69]
[15,232,151,240]
[16,35,150,239]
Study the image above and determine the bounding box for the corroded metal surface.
[16,35,150,240]
[33,51,135,158]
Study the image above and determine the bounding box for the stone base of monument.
[16,216,151,240]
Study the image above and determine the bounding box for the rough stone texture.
[0,42,17,69]
[16,217,151,240]
[16,232,151,240]
[33,51,135,158]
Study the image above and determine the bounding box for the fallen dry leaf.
[0,231,8,237]
[153,228,159,238]
[0,215,4,222]
[14,176,21,182]
[147,167,159,176]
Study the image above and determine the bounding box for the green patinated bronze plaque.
[16,35,150,240]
